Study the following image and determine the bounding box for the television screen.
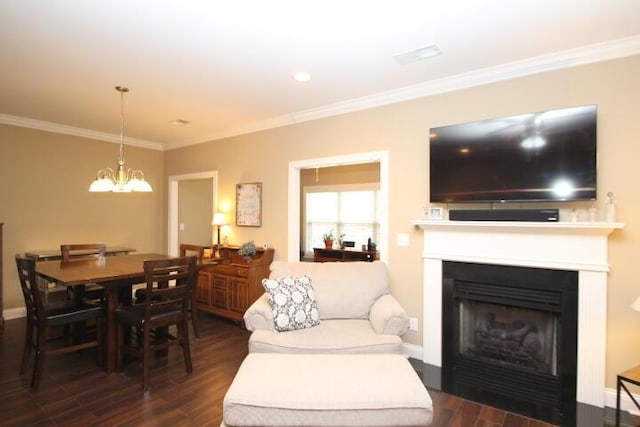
[429,105,597,203]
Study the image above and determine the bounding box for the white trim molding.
[288,151,389,263]
[413,220,623,408]
[3,36,640,151]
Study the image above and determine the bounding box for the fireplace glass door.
[459,301,557,375]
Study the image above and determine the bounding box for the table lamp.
[632,296,640,312]
[212,212,226,246]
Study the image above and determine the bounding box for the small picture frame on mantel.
[425,207,444,220]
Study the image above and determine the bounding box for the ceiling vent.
[393,45,441,65]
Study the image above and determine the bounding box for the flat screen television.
[429,105,597,203]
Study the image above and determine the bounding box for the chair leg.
[143,325,151,391]
[96,317,103,368]
[190,293,200,338]
[31,327,47,389]
[115,321,123,372]
[20,321,33,376]
[180,318,193,375]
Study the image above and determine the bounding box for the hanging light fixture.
[89,86,152,192]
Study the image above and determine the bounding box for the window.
[304,183,380,257]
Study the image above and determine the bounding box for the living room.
[1,2,640,426]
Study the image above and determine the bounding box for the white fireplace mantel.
[412,219,623,408]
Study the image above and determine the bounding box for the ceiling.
[1,1,639,151]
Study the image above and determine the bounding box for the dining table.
[35,253,173,373]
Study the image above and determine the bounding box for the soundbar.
[449,209,559,222]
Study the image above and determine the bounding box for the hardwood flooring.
[0,315,623,426]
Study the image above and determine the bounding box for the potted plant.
[238,240,258,261]
[322,230,335,249]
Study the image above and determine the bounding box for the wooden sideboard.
[313,247,379,262]
[196,246,274,323]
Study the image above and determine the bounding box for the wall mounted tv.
[429,105,597,203]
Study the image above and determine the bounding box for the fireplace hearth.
[442,261,577,426]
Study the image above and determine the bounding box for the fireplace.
[442,261,577,425]
[412,219,622,426]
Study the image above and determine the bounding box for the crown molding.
[4,35,640,152]
[0,114,163,151]
[172,35,640,149]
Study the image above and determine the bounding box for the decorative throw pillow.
[262,275,320,332]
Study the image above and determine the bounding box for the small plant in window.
[238,240,258,257]
[322,230,335,248]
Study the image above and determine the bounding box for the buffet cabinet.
[196,246,274,323]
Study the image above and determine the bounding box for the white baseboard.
[402,342,640,413]
[3,307,26,320]
[402,342,422,360]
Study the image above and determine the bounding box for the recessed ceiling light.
[169,119,190,127]
[393,45,442,65]
[293,71,311,82]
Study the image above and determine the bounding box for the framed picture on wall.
[236,182,262,227]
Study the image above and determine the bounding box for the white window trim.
[288,150,389,263]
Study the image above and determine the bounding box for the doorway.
[287,151,389,263]
[168,171,218,256]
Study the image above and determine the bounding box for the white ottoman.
[223,353,433,427]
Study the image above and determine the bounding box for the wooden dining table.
[35,253,173,373]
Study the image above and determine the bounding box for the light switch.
[179,223,185,231]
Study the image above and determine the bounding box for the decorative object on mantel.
[606,191,616,223]
[212,212,226,245]
[236,182,262,226]
[424,206,444,220]
[238,240,258,260]
[322,230,335,249]
[89,86,152,192]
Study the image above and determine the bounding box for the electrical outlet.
[409,317,418,331]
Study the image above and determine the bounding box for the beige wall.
[300,163,380,187]
[0,125,165,310]
[164,55,640,388]
[178,178,213,246]
[1,55,639,389]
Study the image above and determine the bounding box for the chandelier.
[89,86,152,192]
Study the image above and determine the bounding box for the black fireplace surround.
[442,261,578,426]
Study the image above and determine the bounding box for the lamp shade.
[631,296,640,312]
[89,177,116,192]
[212,212,226,226]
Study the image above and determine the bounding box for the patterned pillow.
[262,275,320,332]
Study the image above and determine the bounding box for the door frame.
[287,151,389,262]
[168,171,218,256]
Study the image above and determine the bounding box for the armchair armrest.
[369,294,409,336]
[243,293,274,331]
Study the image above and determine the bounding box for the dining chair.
[15,255,105,389]
[134,243,205,338]
[115,255,197,390]
[60,243,107,303]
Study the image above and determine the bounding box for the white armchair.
[244,260,409,354]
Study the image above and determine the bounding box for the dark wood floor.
[0,315,624,426]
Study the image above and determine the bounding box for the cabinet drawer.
[216,265,248,277]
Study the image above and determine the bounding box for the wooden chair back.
[143,256,198,326]
[178,244,205,263]
[15,255,46,325]
[60,243,107,262]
